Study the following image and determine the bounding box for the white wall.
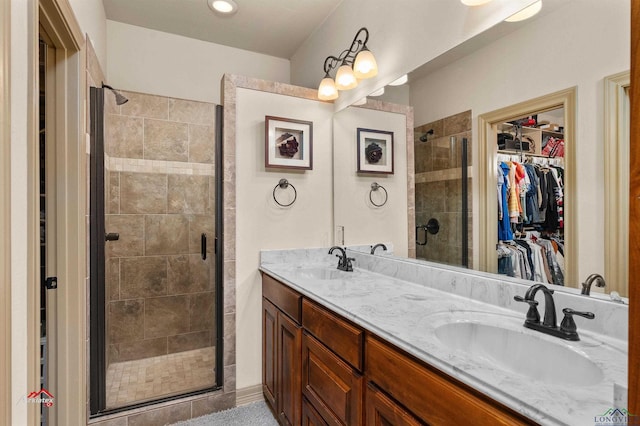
[68,0,107,68]
[107,21,291,104]
[290,0,538,111]
[235,88,334,389]
[333,107,408,255]
[410,0,629,284]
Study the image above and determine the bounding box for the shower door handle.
[105,232,119,241]
[201,233,207,260]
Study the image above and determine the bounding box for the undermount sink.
[293,267,347,280]
[435,321,604,386]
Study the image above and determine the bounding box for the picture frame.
[357,128,394,174]
[265,116,313,170]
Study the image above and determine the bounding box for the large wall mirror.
[334,0,630,299]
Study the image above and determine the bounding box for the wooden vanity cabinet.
[365,383,424,426]
[262,273,536,426]
[366,336,535,426]
[263,274,303,425]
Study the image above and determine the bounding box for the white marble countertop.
[259,251,627,426]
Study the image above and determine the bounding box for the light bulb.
[353,49,378,79]
[317,77,338,101]
[335,65,358,90]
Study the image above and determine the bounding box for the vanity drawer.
[262,273,302,324]
[366,336,535,426]
[302,299,364,371]
[302,332,363,426]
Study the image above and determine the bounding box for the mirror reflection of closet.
[496,107,566,286]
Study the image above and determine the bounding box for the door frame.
[37,1,85,424]
[604,70,630,297]
[477,87,577,287]
[0,0,12,423]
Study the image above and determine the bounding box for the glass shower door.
[90,88,222,413]
[414,111,471,268]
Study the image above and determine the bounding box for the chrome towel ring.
[273,178,297,207]
[369,182,388,207]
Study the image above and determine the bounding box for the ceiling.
[103,0,344,59]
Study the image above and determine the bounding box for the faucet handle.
[560,308,595,338]
[344,257,355,272]
[514,295,540,323]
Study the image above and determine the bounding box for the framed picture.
[265,116,313,170]
[357,128,394,174]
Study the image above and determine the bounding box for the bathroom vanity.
[260,248,628,426]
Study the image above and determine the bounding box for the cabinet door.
[365,383,423,426]
[278,310,302,426]
[263,298,278,411]
[303,397,329,426]
[302,333,363,425]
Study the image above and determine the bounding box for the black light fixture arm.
[322,27,370,76]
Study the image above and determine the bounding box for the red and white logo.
[26,388,55,407]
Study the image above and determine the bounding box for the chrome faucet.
[328,246,354,272]
[581,273,606,295]
[514,283,594,341]
[370,243,387,255]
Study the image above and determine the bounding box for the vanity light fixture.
[505,0,542,22]
[317,27,378,101]
[207,0,238,15]
[388,74,408,86]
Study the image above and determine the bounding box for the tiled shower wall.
[414,110,472,267]
[104,91,216,364]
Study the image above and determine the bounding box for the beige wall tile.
[444,110,472,135]
[121,92,169,119]
[127,401,191,426]
[189,124,215,164]
[120,172,167,214]
[145,215,190,255]
[190,392,235,419]
[106,258,120,301]
[107,171,120,214]
[109,337,168,362]
[144,119,189,162]
[167,254,212,295]
[120,256,168,299]
[89,416,127,426]
[189,292,215,332]
[167,330,211,354]
[106,215,145,257]
[108,300,144,344]
[144,295,190,339]
[167,174,208,214]
[106,114,144,158]
[169,98,215,125]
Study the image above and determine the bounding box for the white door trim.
[604,70,630,296]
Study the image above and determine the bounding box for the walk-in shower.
[414,111,471,268]
[89,86,223,414]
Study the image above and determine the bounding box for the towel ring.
[369,182,388,207]
[273,178,297,207]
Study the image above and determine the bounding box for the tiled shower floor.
[106,347,216,408]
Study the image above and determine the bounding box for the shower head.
[102,83,129,105]
[419,128,434,142]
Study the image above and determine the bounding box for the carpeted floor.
[171,401,278,425]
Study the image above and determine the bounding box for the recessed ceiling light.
[207,0,238,15]
[388,74,408,86]
[460,0,493,5]
[505,0,542,22]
